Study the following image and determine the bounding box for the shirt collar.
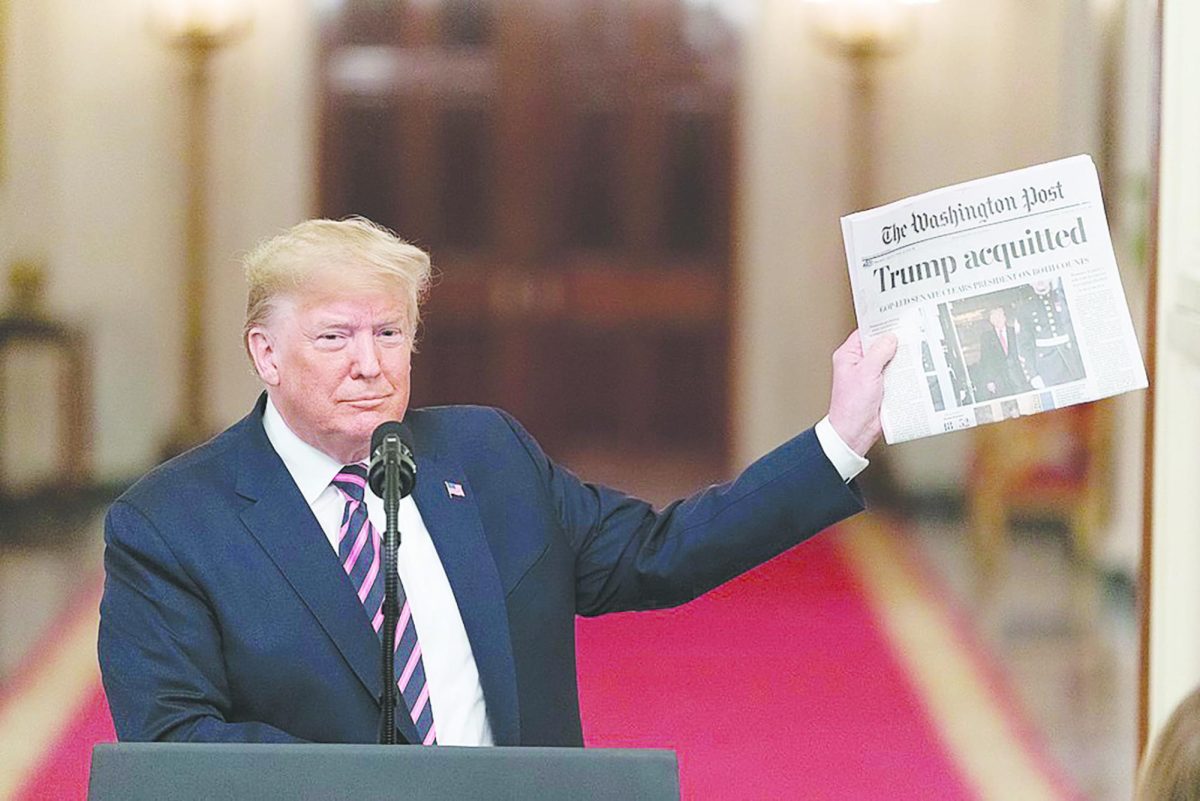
[262,396,356,505]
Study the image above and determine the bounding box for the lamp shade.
[804,0,940,55]
[148,0,253,45]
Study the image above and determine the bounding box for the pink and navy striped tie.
[332,464,437,745]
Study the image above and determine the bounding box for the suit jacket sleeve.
[100,500,304,743]
[493,410,865,617]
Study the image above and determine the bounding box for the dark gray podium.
[88,743,680,801]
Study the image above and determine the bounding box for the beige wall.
[1148,0,1200,741]
[0,0,315,481]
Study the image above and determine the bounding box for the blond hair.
[1137,686,1200,801]
[242,217,432,356]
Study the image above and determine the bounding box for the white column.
[1147,0,1200,742]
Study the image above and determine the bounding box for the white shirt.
[262,398,494,746]
[815,415,870,483]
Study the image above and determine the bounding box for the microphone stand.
[378,439,402,745]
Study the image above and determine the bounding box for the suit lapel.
[413,448,520,746]
[233,402,420,745]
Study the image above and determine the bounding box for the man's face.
[251,278,413,463]
[988,308,1007,328]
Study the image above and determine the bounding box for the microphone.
[367,421,417,499]
[366,420,416,745]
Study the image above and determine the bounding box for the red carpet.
[15,687,114,801]
[576,534,974,800]
[3,523,1077,800]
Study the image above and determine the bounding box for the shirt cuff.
[814,415,869,483]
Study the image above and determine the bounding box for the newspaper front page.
[841,155,1148,444]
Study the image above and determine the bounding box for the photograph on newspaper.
[841,154,1147,445]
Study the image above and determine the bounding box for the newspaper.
[841,154,1148,444]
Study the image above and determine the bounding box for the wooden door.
[318,0,738,458]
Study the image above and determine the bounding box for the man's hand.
[827,330,898,456]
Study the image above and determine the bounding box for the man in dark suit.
[975,306,1028,399]
[99,217,896,746]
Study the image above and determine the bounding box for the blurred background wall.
[0,0,314,482]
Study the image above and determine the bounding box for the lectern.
[88,743,680,801]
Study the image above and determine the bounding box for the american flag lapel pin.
[445,480,466,499]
